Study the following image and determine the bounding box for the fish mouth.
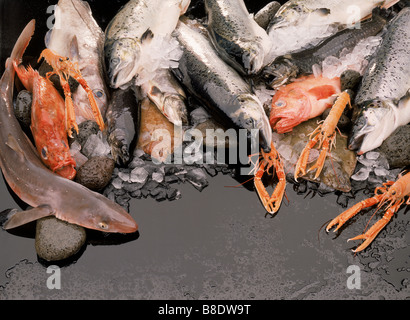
[109,59,139,89]
[163,95,187,126]
[348,100,395,154]
[243,44,265,75]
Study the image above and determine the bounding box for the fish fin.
[5,134,26,161]
[69,36,80,61]
[308,85,338,100]
[2,205,54,230]
[141,28,154,44]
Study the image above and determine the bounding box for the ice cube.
[190,107,210,126]
[351,167,370,181]
[152,172,164,183]
[82,133,111,158]
[130,167,149,184]
[111,177,123,189]
[365,151,379,160]
[118,171,131,182]
[374,167,389,176]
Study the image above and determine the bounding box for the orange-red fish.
[13,62,76,180]
[270,75,341,134]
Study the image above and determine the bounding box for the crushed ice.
[316,36,383,79]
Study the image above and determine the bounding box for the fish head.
[81,197,138,233]
[261,56,299,89]
[61,191,138,233]
[105,38,141,89]
[236,94,272,152]
[36,137,76,180]
[162,95,188,126]
[242,41,266,75]
[348,100,395,155]
[270,87,310,133]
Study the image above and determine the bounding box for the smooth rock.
[35,217,86,262]
[376,125,410,169]
[75,156,115,191]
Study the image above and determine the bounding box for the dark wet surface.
[0,0,409,300]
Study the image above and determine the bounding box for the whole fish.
[46,0,109,122]
[0,20,137,233]
[266,0,398,59]
[263,7,388,88]
[106,87,141,166]
[13,62,77,180]
[349,6,410,155]
[204,0,273,75]
[172,20,272,152]
[139,68,188,126]
[270,75,341,134]
[104,0,191,89]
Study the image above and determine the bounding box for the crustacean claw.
[294,91,351,181]
[326,172,410,252]
[253,142,286,214]
[38,48,105,137]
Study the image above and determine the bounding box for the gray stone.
[377,125,410,169]
[35,217,86,262]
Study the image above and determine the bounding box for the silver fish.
[0,20,137,233]
[254,1,281,30]
[104,0,190,89]
[172,20,272,152]
[46,0,109,121]
[139,68,188,127]
[205,0,273,75]
[349,6,410,155]
[266,0,398,58]
[262,7,388,88]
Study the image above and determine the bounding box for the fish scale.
[355,8,410,104]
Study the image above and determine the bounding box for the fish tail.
[9,20,36,68]
[8,20,36,91]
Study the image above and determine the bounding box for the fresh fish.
[106,87,141,166]
[0,20,137,233]
[46,0,109,122]
[270,75,341,134]
[172,20,272,152]
[104,0,191,89]
[349,6,410,155]
[266,0,398,58]
[13,62,77,180]
[263,7,388,88]
[204,0,273,75]
[139,68,188,126]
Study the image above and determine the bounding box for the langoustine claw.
[38,48,105,137]
[253,142,286,214]
[326,172,410,253]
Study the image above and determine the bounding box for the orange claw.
[326,172,410,253]
[38,48,105,136]
[254,142,286,214]
[294,91,351,181]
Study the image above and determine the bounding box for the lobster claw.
[254,142,286,214]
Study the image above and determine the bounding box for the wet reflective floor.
[0,0,409,300]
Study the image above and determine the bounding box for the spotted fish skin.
[349,7,410,154]
[204,0,273,75]
[172,21,272,152]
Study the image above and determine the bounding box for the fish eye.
[98,222,108,230]
[41,147,48,160]
[275,100,286,107]
[93,89,105,99]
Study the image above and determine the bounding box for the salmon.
[0,20,137,233]
[13,63,76,180]
[270,75,341,134]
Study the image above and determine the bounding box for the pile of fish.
[0,0,409,259]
